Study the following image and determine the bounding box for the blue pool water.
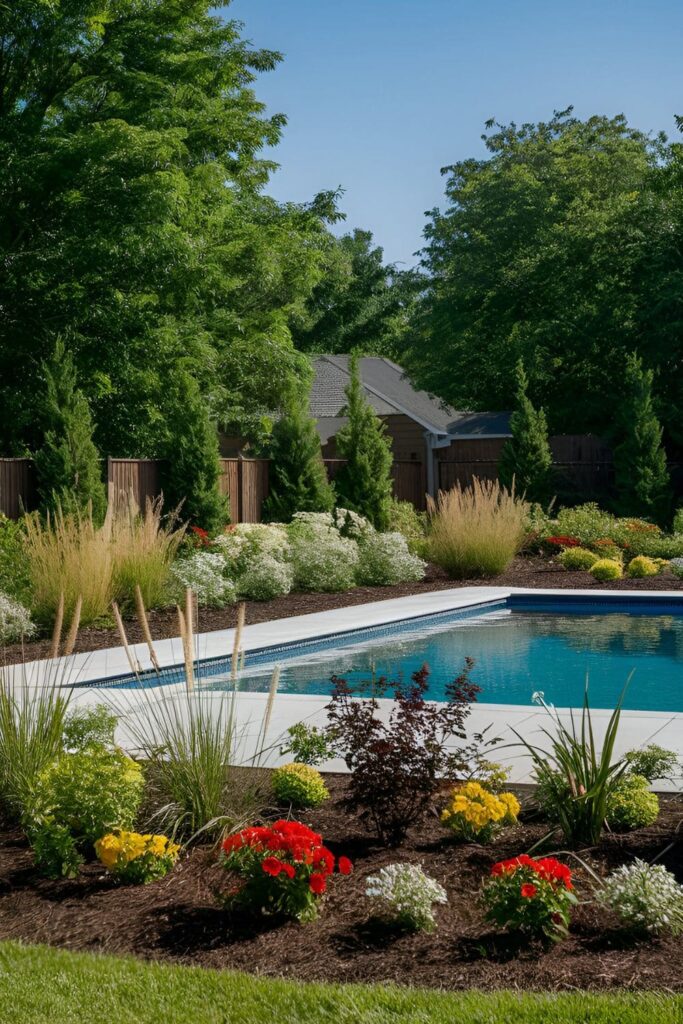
[98,596,683,712]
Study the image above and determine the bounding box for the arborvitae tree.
[498,360,554,504]
[160,371,227,533]
[262,394,335,522]
[334,352,394,529]
[613,353,671,523]
[34,339,107,522]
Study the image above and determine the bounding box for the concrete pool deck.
[10,586,683,790]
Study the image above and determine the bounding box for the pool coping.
[14,584,683,688]
[14,585,682,789]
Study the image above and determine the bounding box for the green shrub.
[171,551,237,608]
[673,506,683,535]
[356,531,426,586]
[627,555,659,578]
[0,592,36,644]
[238,555,293,600]
[606,773,659,831]
[63,704,118,752]
[386,499,428,555]
[0,515,31,604]
[624,744,679,784]
[27,747,144,876]
[558,546,598,570]
[272,763,329,808]
[589,558,623,581]
[289,518,358,592]
[555,503,617,545]
[279,722,333,766]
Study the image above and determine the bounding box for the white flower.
[356,531,426,586]
[238,555,293,601]
[365,863,447,932]
[599,859,683,936]
[170,552,236,608]
[0,592,36,644]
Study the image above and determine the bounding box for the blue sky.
[224,0,683,267]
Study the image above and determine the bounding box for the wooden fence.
[3,437,671,522]
[0,456,427,521]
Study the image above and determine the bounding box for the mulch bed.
[0,776,682,992]
[3,557,683,668]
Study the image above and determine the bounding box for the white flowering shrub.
[170,552,237,608]
[0,592,36,644]
[669,557,683,579]
[599,859,683,936]
[334,507,373,539]
[214,524,290,576]
[365,862,447,932]
[356,531,426,586]
[238,554,293,601]
[289,525,359,592]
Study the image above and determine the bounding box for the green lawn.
[0,942,681,1024]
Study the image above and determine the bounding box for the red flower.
[338,856,353,876]
[546,535,580,548]
[280,863,295,879]
[309,873,327,894]
[261,857,283,877]
[520,883,537,899]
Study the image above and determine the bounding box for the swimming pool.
[96,595,683,713]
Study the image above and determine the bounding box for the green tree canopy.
[334,352,393,529]
[291,229,422,357]
[498,361,553,505]
[0,0,337,460]
[404,109,668,437]
[34,338,107,523]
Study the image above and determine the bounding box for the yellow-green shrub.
[589,558,623,581]
[627,555,659,579]
[606,774,659,831]
[272,762,329,808]
[558,546,598,571]
[440,781,520,842]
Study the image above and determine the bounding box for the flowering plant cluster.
[365,862,447,932]
[483,854,576,941]
[170,551,237,607]
[220,820,352,922]
[0,591,36,644]
[598,859,683,936]
[440,782,520,843]
[95,830,180,884]
[545,535,580,549]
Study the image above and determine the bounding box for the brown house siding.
[322,414,426,462]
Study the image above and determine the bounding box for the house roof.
[309,355,511,438]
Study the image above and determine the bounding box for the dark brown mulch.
[0,776,682,991]
[3,558,683,668]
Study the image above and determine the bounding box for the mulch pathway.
[0,776,681,991]
[3,558,683,667]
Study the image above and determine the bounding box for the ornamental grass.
[110,494,185,610]
[426,479,528,578]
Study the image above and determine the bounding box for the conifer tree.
[334,352,393,529]
[613,353,671,522]
[34,339,107,522]
[262,394,335,522]
[498,360,554,504]
[160,370,228,533]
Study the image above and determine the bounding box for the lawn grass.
[0,942,681,1024]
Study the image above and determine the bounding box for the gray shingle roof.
[309,356,510,437]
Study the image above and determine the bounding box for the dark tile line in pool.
[79,592,683,691]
